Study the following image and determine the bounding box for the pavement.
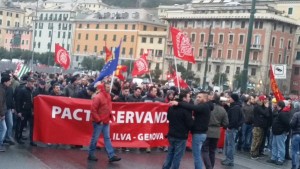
[0,144,292,169]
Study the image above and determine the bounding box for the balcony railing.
[250,44,263,50]
[204,42,216,48]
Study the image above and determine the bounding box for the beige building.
[73,9,168,71]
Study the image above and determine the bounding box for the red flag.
[170,27,195,63]
[173,73,189,89]
[132,52,149,77]
[105,42,113,63]
[54,44,71,70]
[115,65,127,81]
[270,65,285,102]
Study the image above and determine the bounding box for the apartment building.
[3,27,32,51]
[160,0,298,93]
[72,9,167,70]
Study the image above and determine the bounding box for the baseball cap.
[258,95,267,101]
[27,77,36,82]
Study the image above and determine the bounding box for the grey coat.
[207,104,229,138]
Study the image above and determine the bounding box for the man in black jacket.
[170,91,211,169]
[221,93,243,166]
[15,77,36,146]
[162,91,193,169]
[290,103,300,169]
[127,87,142,102]
[4,75,15,146]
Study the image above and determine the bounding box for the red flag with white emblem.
[132,52,149,77]
[170,27,195,63]
[54,43,71,70]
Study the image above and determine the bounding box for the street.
[0,144,291,169]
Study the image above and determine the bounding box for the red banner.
[270,65,285,102]
[170,27,195,63]
[33,95,170,147]
[132,52,149,77]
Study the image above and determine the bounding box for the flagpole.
[148,72,153,84]
[174,56,181,93]
[110,71,115,93]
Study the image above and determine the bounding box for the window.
[7,21,10,26]
[287,56,290,65]
[158,38,162,44]
[199,48,203,57]
[129,48,133,55]
[150,37,153,43]
[131,35,134,42]
[78,33,81,40]
[48,31,51,37]
[251,68,256,76]
[84,45,87,52]
[296,52,300,60]
[238,50,242,60]
[208,65,211,72]
[79,24,82,28]
[219,34,224,44]
[294,67,300,75]
[125,24,128,30]
[94,46,97,52]
[279,54,282,63]
[227,50,232,59]
[95,34,98,40]
[140,48,144,55]
[103,34,107,41]
[282,25,285,32]
[288,8,293,15]
[280,39,284,48]
[132,24,136,30]
[113,35,116,41]
[68,32,71,39]
[105,24,108,29]
[154,27,157,31]
[254,35,261,45]
[273,23,277,30]
[241,21,245,28]
[142,37,146,43]
[114,24,117,29]
[143,25,147,31]
[288,40,292,49]
[253,51,258,60]
[239,35,244,44]
[217,49,222,58]
[200,34,205,43]
[58,31,60,38]
[122,48,126,55]
[272,37,275,47]
[96,24,99,29]
[197,63,201,71]
[216,65,220,73]
[87,24,89,29]
[38,42,41,48]
[85,34,89,40]
[191,33,196,43]
[236,67,240,74]
[229,34,234,44]
[123,35,127,42]
[225,66,230,73]
[254,21,263,29]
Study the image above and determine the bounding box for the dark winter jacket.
[207,104,229,138]
[33,87,48,98]
[6,87,15,110]
[76,89,91,100]
[253,104,271,128]
[178,101,211,134]
[16,86,33,114]
[242,103,254,125]
[167,104,194,140]
[227,102,244,130]
[272,108,291,135]
[290,111,300,135]
[127,94,142,102]
[142,94,164,103]
[0,84,7,117]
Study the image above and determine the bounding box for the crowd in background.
[1,69,300,169]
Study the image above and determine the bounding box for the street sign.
[272,64,286,79]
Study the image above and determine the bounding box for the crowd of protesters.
[1,69,300,169]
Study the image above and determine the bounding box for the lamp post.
[202,25,213,90]
[241,0,256,93]
[30,0,39,70]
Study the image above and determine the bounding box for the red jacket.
[91,90,112,124]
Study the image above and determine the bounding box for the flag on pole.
[105,42,113,63]
[132,52,149,77]
[54,43,71,70]
[115,65,127,81]
[270,65,285,102]
[94,42,121,82]
[170,27,195,63]
[14,63,31,79]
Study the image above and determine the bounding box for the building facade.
[3,27,32,51]
[160,0,298,93]
[72,9,167,70]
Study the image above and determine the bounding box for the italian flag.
[14,63,31,79]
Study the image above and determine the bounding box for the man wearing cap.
[63,76,80,98]
[15,77,36,146]
[33,80,48,97]
[221,93,243,166]
[0,76,11,152]
[250,95,271,159]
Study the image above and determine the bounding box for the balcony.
[210,57,222,63]
[249,60,261,66]
[204,42,216,48]
[250,44,263,50]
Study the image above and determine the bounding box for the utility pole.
[241,0,256,93]
[202,25,213,90]
[31,0,39,70]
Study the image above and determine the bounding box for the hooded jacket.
[91,87,112,124]
[227,102,243,129]
[272,107,291,135]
